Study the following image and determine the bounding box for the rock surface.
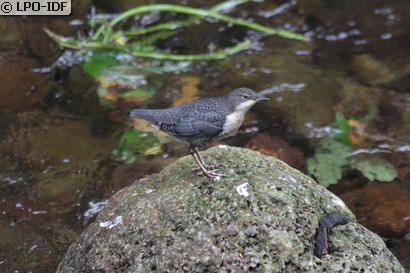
[57,146,404,272]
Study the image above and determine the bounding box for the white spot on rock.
[99,216,123,229]
[236,183,250,197]
[217,145,229,149]
[213,176,222,181]
[332,196,348,209]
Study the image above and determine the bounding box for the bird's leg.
[194,147,224,171]
[193,147,208,168]
[189,147,225,178]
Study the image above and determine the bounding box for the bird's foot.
[205,163,225,171]
[192,162,226,178]
[200,169,226,178]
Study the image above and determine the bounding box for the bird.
[129,87,269,178]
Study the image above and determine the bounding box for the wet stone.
[57,146,404,273]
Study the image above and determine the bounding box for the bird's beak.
[256,96,270,101]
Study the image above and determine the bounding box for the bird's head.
[226,87,269,111]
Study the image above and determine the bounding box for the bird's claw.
[202,170,226,178]
[206,163,225,171]
[192,168,226,178]
[192,162,226,178]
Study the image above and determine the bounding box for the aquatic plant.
[307,114,398,187]
[45,1,305,61]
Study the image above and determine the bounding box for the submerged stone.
[57,146,404,272]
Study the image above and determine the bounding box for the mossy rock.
[57,146,404,272]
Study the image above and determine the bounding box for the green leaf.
[353,154,398,182]
[333,113,351,145]
[307,155,343,187]
[308,136,398,186]
[320,137,353,159]
[307,137,352,187]
[83,51,117,78]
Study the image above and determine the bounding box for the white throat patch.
[235,100,257,112]
[219,100,257,139]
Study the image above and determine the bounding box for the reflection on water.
[0,0,409,271]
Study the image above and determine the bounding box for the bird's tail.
[129,109,155,121]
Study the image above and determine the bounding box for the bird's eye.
[242,94,249,99]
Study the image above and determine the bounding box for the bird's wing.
[172,116,223,137]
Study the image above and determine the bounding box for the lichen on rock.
[57,146,404,272]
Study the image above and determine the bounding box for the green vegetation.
[307,137,352,188]
[307,114,398,187]
[45,1,304,62]
[112,127,170,162]
[333,113,351,145]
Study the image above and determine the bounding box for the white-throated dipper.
[129,87,269,178]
